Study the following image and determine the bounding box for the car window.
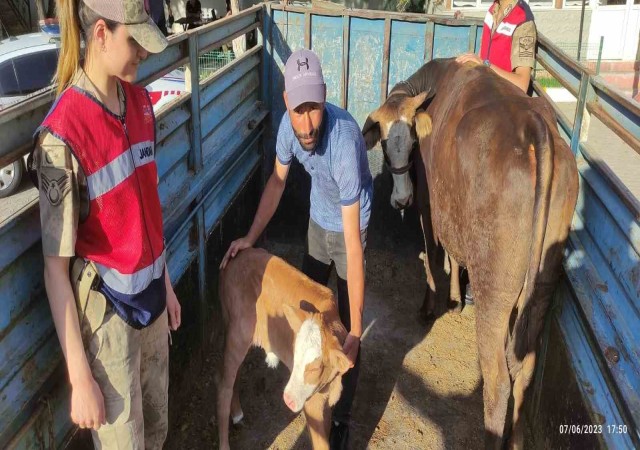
[0,59,21,96]
[0,48,58,97]
[15,49,58,94]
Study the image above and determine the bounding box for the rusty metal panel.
[347,17,384,127]
[388,21,426,94]
[432,23,469,59]
[311,15,343,107]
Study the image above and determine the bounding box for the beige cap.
[84,0,168,53]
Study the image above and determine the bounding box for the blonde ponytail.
[55,0,82,95]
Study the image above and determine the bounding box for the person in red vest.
[29,0,181,448]
[456,0,537,93]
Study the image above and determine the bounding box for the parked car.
[0,31,185,198]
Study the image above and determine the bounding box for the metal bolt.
[604,346,620,364]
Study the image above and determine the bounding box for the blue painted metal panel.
[0,245,44,336]
[556,282,636,449]
[591,79,640,146]
[311,15,343,107]
[576,160,640,305]
[200,70,260,139]
[388,21,425,94]
[270,10,305,120]
[0,205,39,274]
[156,124,191,182]
[432,23,469,59]
[199,50,261,109]
[347,18,384,127]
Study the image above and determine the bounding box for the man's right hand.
[220,236,253,269]
[70,376,106,430]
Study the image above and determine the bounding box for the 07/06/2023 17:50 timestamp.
[559,424,628,434]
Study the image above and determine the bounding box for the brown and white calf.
[217,248,351,450]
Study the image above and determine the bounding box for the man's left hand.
[343,333,360,368]
[456,53,483,66]
[167,288,182,331]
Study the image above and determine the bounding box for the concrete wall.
[458,9,592,49]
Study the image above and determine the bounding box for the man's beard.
[294,121,324,152]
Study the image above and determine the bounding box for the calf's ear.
[415,112,433,140]
[362,111,381,150]
[283,303,305,333]
[330,348,352,376]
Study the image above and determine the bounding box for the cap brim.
[126,18,168,54]
[287,84,326,110]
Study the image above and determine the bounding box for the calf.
[217,248,351,450]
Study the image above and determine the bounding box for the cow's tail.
[511,110,554,361]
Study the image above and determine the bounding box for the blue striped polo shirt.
[276,102,373,232]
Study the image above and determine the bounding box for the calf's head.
[362,92,432,209]
[282,304,351,412]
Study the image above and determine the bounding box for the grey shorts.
[307,219,367,280]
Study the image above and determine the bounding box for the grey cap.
[284,49,326,110]
[84,0,168,53]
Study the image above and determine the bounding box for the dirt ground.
[164,229,486,450]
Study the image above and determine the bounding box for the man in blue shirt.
[221,48,372,449]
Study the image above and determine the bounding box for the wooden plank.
[423,21,434,62]
[380,19,391,103]
[270,3,483,26]
[341,15,350,110]
[305,12,311,48]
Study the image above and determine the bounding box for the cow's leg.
[448,254,462,314]
[476,302,511,450]
[217,325,252,450]
[303,393,332,450]
[509,352,536,450]
[418,212,437,322]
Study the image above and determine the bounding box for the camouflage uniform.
[490,0,537,70]
[34,70,169,450]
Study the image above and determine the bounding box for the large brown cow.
[362,58,578,448]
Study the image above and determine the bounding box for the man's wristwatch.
[483,59,491,67]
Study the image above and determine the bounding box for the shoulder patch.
[41,167,72,206]
[519,36,535,58]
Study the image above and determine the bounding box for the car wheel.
[0,159,25,199]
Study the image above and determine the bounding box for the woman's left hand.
[456,53,483,66]
[166,288,182,330]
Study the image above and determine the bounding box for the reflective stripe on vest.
[96,249,166,295]
[87,140,155,200]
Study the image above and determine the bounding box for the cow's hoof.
[448,300,463,314]
[232,411,244,425]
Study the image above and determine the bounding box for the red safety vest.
[38,82,165,296]
[480,0,534,72]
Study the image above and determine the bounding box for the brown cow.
[217,248,351,450]
[362,58,578,449]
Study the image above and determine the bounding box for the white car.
[0,30,184,198]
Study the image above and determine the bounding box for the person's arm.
[164,266,181,330]
[45,256,106,429]
[35,134,105,430]
[219,159,290,268]
[341,202,365,366]
[454,53,531,93]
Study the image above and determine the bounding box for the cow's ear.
[362,113,381,150]
[415,112,433,140]
[410,91,435,112]
[330,348,351,376]
[283,304,305,333]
